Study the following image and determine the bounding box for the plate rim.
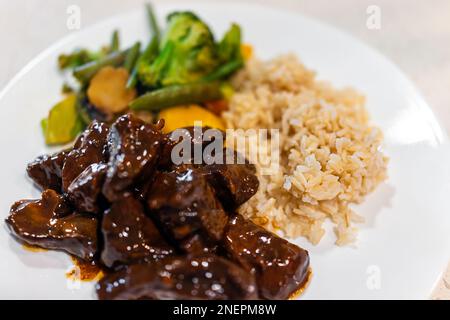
[1,1,447,144]
[0,1,448,299]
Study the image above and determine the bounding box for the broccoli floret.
[202,23,243,81]
[138,12,219,87]
[58,49,99,70]
[217,23,242,63]
[59,31,121,70]
[137,11,243,89]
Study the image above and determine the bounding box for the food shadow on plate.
[6,233,69,270]
[356,182,395,229]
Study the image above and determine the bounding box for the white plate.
[1,2,449,300]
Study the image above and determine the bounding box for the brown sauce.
[22,243,103,281]
[66,256,104,282]
[22,244,47,252]
[289,268,313,300]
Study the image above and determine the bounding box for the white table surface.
[0,0,448,299]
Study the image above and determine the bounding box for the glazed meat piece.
[26,150,68,192]
[179,234,218,254]
[159,126,224,170]
[203,152,259,211]
[101,195,174,268]
[205,163,259,211]
[132,179,154,202]
[62,121,109,191]
[102,114,164,201]
[5,189,98,260]
[96,254,258,300]
[67,163,107,214]
[164,146,258,211]
[224,215,310,300]
[146,169,228,247]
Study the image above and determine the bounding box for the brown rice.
[223,54,388,245]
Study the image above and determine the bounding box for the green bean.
[111,30,120,52]
[58,49,96,70]
[129,82,223,111]
[126,67,140,90]
[125,3,160,89]
[124,42,141,72]
[126,36,159,89]
[73,50,127,83]
[146,3,160,41]
[75,92,91,125]
[203,59,243,82]
[141,35,159,61]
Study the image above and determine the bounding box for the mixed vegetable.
[42,3,248,145]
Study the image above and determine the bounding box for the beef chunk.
[204,157,259,210]
[159,126,224,170]
[67,163,107,214]
[96,254,258,300]
[179,234,218,254]
[102,114,164,201]
[101,195,173,268]
[26,150,68,192]
[62,121,109,191]
[132,179,154,201]
[162,142,259,211]
[146,169,228,248]
[5,189,98,261]
[224,215,310,300]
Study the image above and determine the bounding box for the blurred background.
[1,0,449,134]
[0,0,449,299]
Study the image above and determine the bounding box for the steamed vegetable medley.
[42,4,247,145]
